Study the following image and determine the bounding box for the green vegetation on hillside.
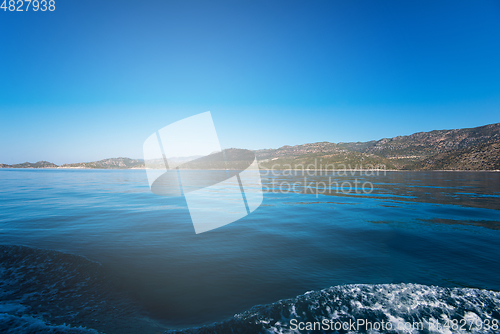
[414,142,500,170]
[0,161,59,168]
[256,123,500,171]
[1,123,499,170]
[258,151,395,170]
[61,158,145,169]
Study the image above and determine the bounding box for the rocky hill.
[61,157,144,169]
[339,123,500,161]
[257,151,395,170]
[414,142,500,170]
[0,161,58,168]
[257,123,500,170]
[256,142,347,160]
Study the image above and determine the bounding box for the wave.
[0,312,100,334]
[167,284,500,333]
[0,245,162,334]
[2,244,500,333]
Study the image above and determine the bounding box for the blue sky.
[1,0,499,164]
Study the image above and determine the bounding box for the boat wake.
[1,244,499,333]
[168,283,500,333]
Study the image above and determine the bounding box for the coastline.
[0,167,499,172]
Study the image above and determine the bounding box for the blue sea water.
[0,169,499,333]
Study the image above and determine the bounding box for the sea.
[0,169,499,333]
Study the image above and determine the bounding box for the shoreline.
[0,167,499,172]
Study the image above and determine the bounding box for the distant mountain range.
[255,122,500,170]
[0,158,144,169]
[61,157,145,169]
[1,123,499,171]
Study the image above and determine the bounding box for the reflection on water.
[261,170,500,210]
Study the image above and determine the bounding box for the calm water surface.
[0,169,499,331]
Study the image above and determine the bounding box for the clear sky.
[1,0,499,164]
